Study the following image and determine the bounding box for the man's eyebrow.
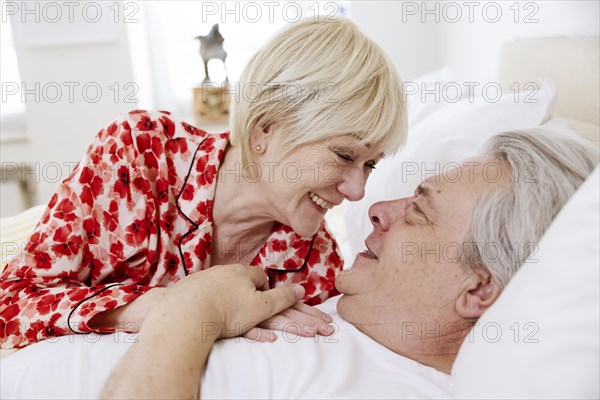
[416,183,438,212]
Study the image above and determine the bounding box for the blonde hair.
[230,18,407,166]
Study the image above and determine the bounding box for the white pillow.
[452,166,600,399]
[404,67,457,128]
[344,80,556,259]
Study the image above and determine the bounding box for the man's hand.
[243,302,335,342]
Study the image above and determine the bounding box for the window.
[1,14,26,137]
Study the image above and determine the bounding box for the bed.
[1,37,599,398]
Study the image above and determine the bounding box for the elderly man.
[2,129,598,399]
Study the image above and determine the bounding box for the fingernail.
[322,313,333,323]
[323,324,334,334]
[293,285,305,300]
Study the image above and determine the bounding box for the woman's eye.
[336,152,353,162]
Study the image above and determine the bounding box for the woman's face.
[253,127,383,238]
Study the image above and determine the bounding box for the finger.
[258,312,334,338]
[242,266,270,290]
[279,309,335,337]
[291,302,333,323]
[243,327,278,343]
[255,285,304,320]
[257,315,306,336]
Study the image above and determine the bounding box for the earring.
[255,144,263,152]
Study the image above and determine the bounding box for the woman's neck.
[210,144,276,263]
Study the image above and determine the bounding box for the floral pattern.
[0,110,343,349]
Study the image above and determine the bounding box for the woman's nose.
[336,168,366,201]
[368,198,408,231]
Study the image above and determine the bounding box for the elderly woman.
[0,18,406,348]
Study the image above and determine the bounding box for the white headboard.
[498,37,599,144]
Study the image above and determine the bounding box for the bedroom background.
[1,0,598,218]
[1,2,599,395]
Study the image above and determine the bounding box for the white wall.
[351,1,599,82]
[351,1,442,81]
[1,1,599,216]
[2,1,135,214]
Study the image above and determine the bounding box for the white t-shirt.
[0,297,452,399]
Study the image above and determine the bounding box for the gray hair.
[464,128,599,287]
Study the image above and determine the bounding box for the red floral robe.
[0,110,343,349]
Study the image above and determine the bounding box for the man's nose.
[336,167,366,201]
[368,198,409,231]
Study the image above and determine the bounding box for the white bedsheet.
[0,297,452,399]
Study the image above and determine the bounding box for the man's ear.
[455,269,503,320]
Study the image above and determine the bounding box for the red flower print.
[163,252,180,273]
[36,294,60,316]
[114,166,131,199]
[53,198,77,222]
[67,289,88,303]
[184,252,193,269]
[129,177,148,197]
[151,136,164,157]
[15,266,35,279]
[110,241,125,266]
[51,229,82,258]
[144,152,159,170]
[165,138,189,155]
[304,280,316,297]
[160,211,175,236]
[159,116,175,139]
[284,258,301,270]
[80,175,104,207]
[83,218,101,244]
[199,137,216,153]
[136,133,151,153]
[105,300,118,309]
[181,121,202,136]
[47,193,58,209]
[106,122,118,137]
[1,303,20,320]
[181,183,195,201]
[26,231,48,253]
[24,320,45,343]
[121,123,133,146]
[307,248,321,266]
[136,115,156,131]
[125,219,148,246]
[103,200,120,231]
[195,156,217,186]
[79,166,95,185]
[34,252,52,269]
[195,200,213,218]
[194,233,211,262]
[270,239,286,252]
[155,178,169,204]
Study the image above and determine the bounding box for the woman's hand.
[101,264,303,399]
[243,302,335,342]
[160,264,306,339]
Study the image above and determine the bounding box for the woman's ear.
[250,123,274,153]
[455,269,503,320]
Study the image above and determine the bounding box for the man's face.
[335,157,509,352]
